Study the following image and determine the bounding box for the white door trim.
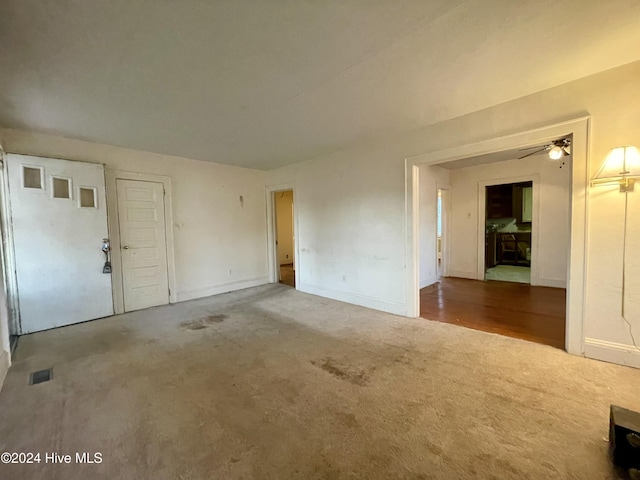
[0,148,20,336]
[404,116,590,356]
[477,174,540,284]
[106,170,176,314]
[266,184,298,288]
[437,185,450,279]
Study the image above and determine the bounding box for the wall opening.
[436,189,446,279]
[274,189,295,288]
[408,118,588,355]
[484,181,533,284]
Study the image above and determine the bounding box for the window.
[52,177,71,199]
[23,166,43,189]
[79,187,96,208]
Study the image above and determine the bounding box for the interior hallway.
[1,284,637,479]
[420,277,566,349]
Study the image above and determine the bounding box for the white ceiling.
[1,1,639,170]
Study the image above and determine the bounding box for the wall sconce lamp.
[590,145,640,192]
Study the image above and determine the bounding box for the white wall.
[267,60,640,366]
[266,150,407,314]
[275,190,294,265]
[0,127,269,304]
[447,155,571,287]
[419,165,450,288]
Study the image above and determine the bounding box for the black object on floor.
[610,405,640,469]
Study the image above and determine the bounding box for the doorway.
[115,179,170,311]
[105,170,176,315]
[436,189,448,279]
[5,154,114,333]
[407,117,588,354]
[484,181,532,284]
[274,190,295,288]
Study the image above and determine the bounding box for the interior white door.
[116,179,169,312]
[7,154,114,334]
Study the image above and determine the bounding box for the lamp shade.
[593,146,640,181]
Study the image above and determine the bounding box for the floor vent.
[29,368,53,385]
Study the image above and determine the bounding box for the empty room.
[1,2,640,479]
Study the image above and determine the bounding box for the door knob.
[122,245,130,250]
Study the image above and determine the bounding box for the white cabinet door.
[116,179,169,311]
[7,154,114,333]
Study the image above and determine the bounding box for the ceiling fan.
[518,138,571,160]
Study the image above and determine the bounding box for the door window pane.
[79,187,96,208]
[23,166,43,189]
[52,177,71,199]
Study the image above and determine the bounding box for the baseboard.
[0,349,11,393]
[533,278,566,289]
[447,270,566,289]
[419,279,438,289]
[298,282,406,316]
[446,271,478,280]
[584,338,640,369]
[176,277,270,302]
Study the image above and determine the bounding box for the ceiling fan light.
[548,146,564,160]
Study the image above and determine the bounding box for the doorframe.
[266,184,298,288]
[437,186,450,279]
[105,170,177,314]
[405,116,590,356]
[477,175,540,284]
[0,148,20,337]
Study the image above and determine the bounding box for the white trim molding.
[105,169,177,314]
[298,282,406,317]
[0,150,20,337]
[584,338,640,369]
[177,277,270,303]
[0,349,10,392]
[405,116,590,356]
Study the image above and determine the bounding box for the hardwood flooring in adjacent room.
[420,277,566,349]
[279,263,295,288]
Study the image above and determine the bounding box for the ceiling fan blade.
[518,148,546,159]
[518,145,546,151]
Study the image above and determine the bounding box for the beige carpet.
[0,284,638,480]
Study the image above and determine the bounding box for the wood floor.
[279,263,295,288]
[420,277,566,349]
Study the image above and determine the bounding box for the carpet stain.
[180,314,228,331]
[312,357,368,386]
[335,411,359,428]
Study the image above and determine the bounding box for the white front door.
[7,154,114,334]
[116,179,169,312]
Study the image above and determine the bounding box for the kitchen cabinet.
[486,184,513,219]
[486,182,532,224]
